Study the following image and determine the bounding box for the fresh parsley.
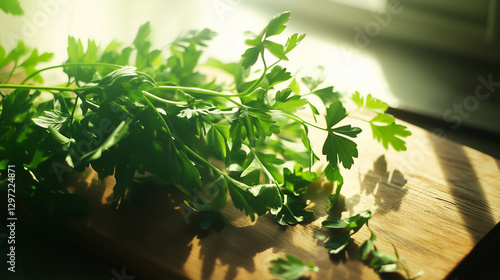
[0,11,415,277]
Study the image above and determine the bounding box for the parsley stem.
[20,62,122,84]
[347,115,370,123]
[153,85,240,97]
[142,92,227,178]
[142,91,188,106]
[67,95,80,138]
[5,61,18,84]
[238,58,281,96]
[273,110,328,132]
[0,84,97,92]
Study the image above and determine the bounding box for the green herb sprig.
[0,11,413,276]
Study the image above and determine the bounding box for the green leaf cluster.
[0,40,53,84]
[322,206,422,279]
[242,11,305,69]
[269,254,318,280]
[0,12,411,239]
[322,206,377,254]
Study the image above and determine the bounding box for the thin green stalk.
[0,84,98,92]
[152,85,250,108]
[20,62,123,84]
[5,61,18,84]
[142,93,226,178]
[239,57,281,96]
[153,85,240,98]
[273,110,329,132]
[67,95,81,138]
[143,91,188,106]
[347,115,370,123]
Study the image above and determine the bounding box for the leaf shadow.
[196,211,325,280]
[360,155,409,215]
[67,170,197,280]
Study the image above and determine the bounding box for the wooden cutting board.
[64,109,500,280]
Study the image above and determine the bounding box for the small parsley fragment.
[322,206,422,279]
[322,206,377,233]
[269,254,318,280]
[322,206,377,254]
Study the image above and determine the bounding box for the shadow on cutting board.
[430,136,496,244]
[360,155,409,215]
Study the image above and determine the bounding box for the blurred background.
[1,0,499,279]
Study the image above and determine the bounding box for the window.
[251,0,500,63]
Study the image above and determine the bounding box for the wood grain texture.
[64,109,500,280]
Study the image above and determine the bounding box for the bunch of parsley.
[0,12,410,233]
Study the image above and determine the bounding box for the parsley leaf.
[265,12,290,38]
[352,91,388,112]
[274,194,313,225]
[0,0,23,15]
[322,132,358,169]
[322,100,362,169]
[351,92,411,151]
[322,206,377,233]
[324,230,351,254]
[272,88,308,113]
[282,164,318,197]
[284,33,306,54]
[32,110,70,131]
[269,254,318,280]
[370,113,412,151]
[323,207,378,255]
[241,46,261,69]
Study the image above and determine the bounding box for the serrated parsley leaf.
[79,118,132,162]
[263,40,288,60]
[322,100,362,169]
[332,125,362,138]
[370,113,412,151]
[325,100,347,128]
[226,176,257,221]
[19,49,53,83]
[312,86,341,107]
[252,184,283,215]
[274,194,313,225]
[0,0,23,15]
[266,66,292,87]
[265,12,290,38]
[269,254,318,280]
[284,33,306,54]
[242,151,285,184]
[322,206,378,233]
[324,230,351,254]
[301,66,325,92]
[352,91,388,112]
[322,132,358,169]
[282,164,318,197]
[272,88,308,113]
[241,46,261,69]
[206,123,230,159]
[33,110,70,131]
